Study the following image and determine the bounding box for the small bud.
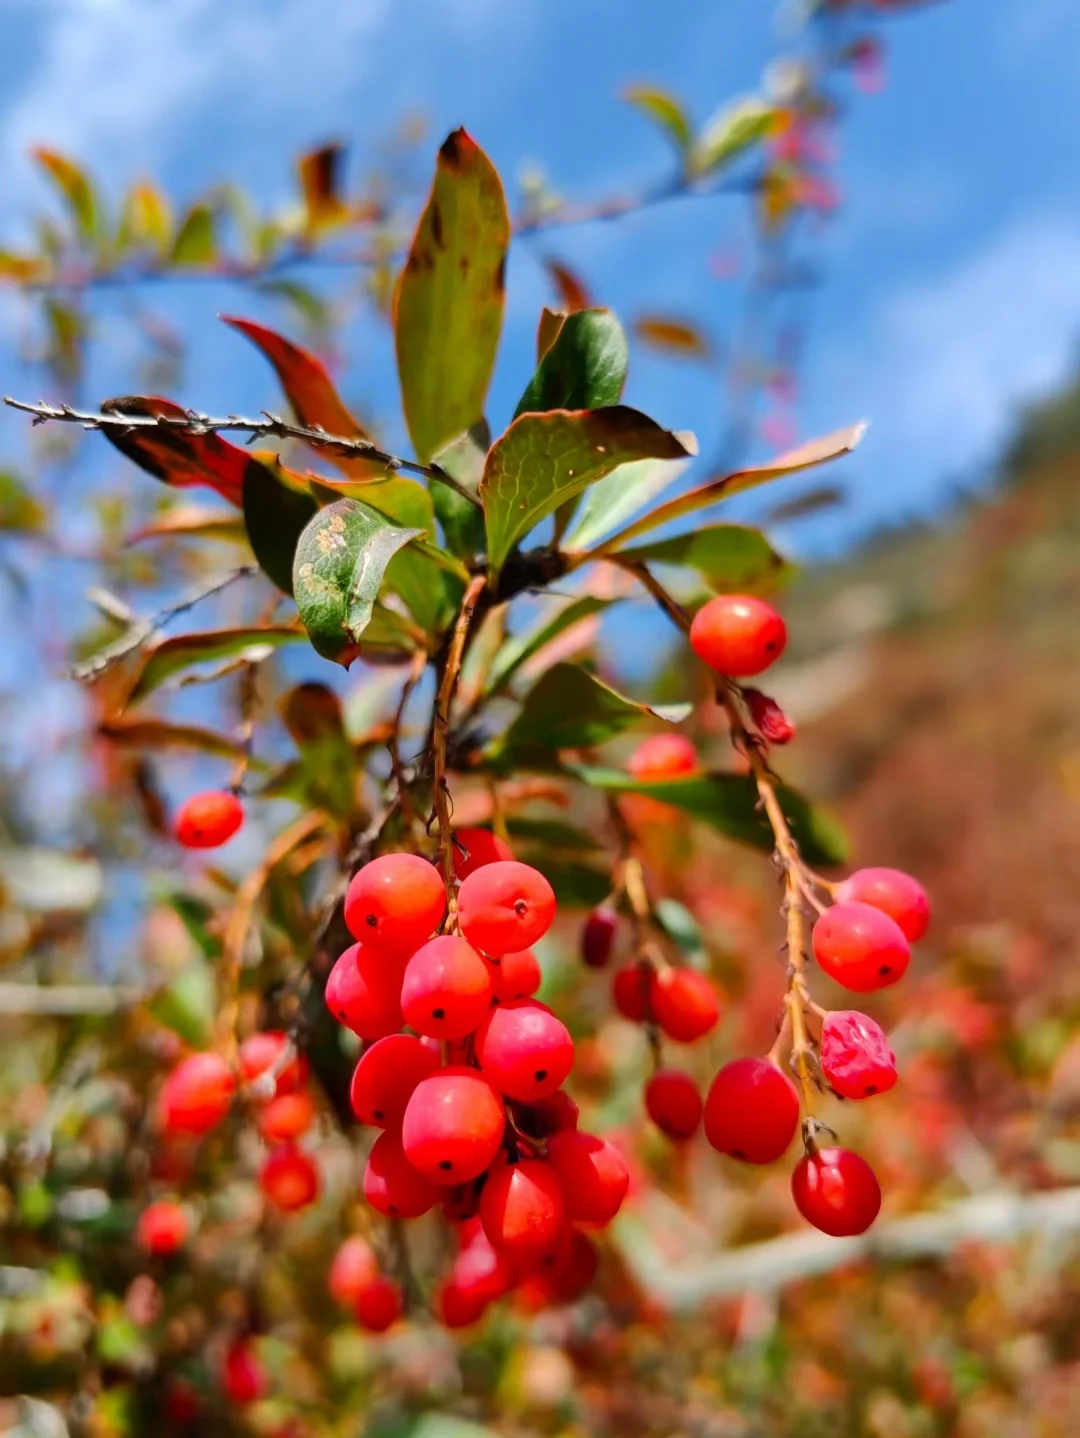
[744,688,795,744]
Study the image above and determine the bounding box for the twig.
[430,575,487,900]
[4,397,481,507]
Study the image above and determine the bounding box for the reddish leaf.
[634,315,713,361]
[537,307,567,363]
[545,260,592,313]
[223,315,382,479]
[100,397,249,506]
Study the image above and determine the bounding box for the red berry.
[344,853,446,958]
[436,1275,491,1329]
[259,1145,320,1212]
[649,967,721,1043]
[628,733,699,782]
[820,1010,898,1100]
[546,1130,629,1227]
[363,1131,438,1218]
[689,594,787,677]
[350,1034,440,1129]
[612,962,650,1022]
[644,1069,703,1141]
[163,1379,201,1426]
[457,861,556,957]
[812,902,910,993]
[401,935,493,1040]
[238,1031,307,1097]
[516,1090,580,1138]
[354,1276,402,1333]
[452,827,513,880]
[489,947,542,1003]
[175,790,243,849]
[480,1158,566,1255]
[703,1057,799,1163]
[835,867,931,942]
[159,1052,236,1137]
[791,1146,881,1236]
[475,1000,574,1101]
[136,1198,190,1255]
[325,943,403,1040]
[581,906,618,969]
[328,1236,379,1306]
[743,688,796,744]
[546,1228,600,1303]
[221,1340,266,1405]
[401,1067,506,1186]
[257,1090,316,1143]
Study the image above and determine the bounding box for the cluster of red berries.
[318,837,628,1328]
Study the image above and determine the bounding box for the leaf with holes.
[101,396,250,506]
[243,455,318,594]
[571,766,849,867]
[292,498,424,666]
[515,309,628,419]
[127,626,303,706]
[481,407,691,579]
[615,525,792,595]
[492,662,690,768]
[395,129,509,463]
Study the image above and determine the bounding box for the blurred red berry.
[238,1031,307,1097]
[644,1068,703,1140]
[159,1052,235,1137]
[328,1235,379,1306]
[743,688,796,744]
[612,962,651,1021]
[581,906,618,968]
[689,595,787,678]
[175,790,243,849]
[136,1198,190,1256]
[791,1146,881,1236]
[221,1340,267,1405]
[703,1057,799,1163]
[257,1089,316,1143]
[546,1130,629,1226]
[354,1275,402,1333]
[343,853,446,958]
[259,1145,320,1212]
[820,1010,898,1100]
[628,733,699,782]
[649,967,721,1043]
[813,902,910,992]
[835,867,930,942]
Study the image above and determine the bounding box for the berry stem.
[431,575,488,902]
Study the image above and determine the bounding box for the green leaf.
[561,453,692,554]
[33,148,98,239]
[486,594,612,696]
[0,470,46,532]
[278,683,358,819]
[571,766,849,867]
[615,524,791,594]
[127,626,303,705]
[689,97,776,178]
[292,498,424,666]
[395,129,509,463]
[360,478,457,634]
[431,423,489,560]
[494,662,690,766]
[170,203,216,265]
[623,85,693,155]
[99,717,255,761]
[585,423,867,558]
[147,960,215,1048]
[481,407,691,580]
[243,457,318,594]
[541,860,612,909]
[514,309,628,419]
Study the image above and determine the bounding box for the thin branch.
[431,575,488,901]
[2,397,482,508]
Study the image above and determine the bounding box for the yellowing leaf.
[689,97,776,178]
[170,203,215,265]
[634,315,712,360]
[623,85,693,154]
[33,148,98,239]
[298,142,350,235]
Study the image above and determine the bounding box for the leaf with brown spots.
[394,128,509,463]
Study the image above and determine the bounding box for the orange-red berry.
[328,1235,379,1306]
[363,1131,438,1218]
[689,594,787,677]
[628,733,699,782]
[344,853,446,958]
[480,1158,566,1256]
[489,946,543,1003]
[159,1052,236,1137]
[354,1275,403,1332]
[325,943,403,1040]
[259,1145,320,1212]
[257,1089,316,1143]
[175,790,244,849]
[136,1198,191,1255]
[475,1000,574,1101]
[401,1067,506,1186]
[350,1033,441,1129]
[835,866,930,942]
[820,1010,898,1100]
[546,1130,629,1227]
[458,861,556,957]
[238,1030,307,1097]
[649,967,721,1043]
[401,935,493,1040]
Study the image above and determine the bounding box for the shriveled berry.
[401,935,493,1040]
[703,1057,799,1163]
[325,943,403,1040]
[355,1275,402,1332]
[238,1030,307,1097]
[812,902,910,993]
[836,867,931,943]
[175,790,243,849]
[328,1235,379,1306]
[257,1090,316,1143]
[344,852,446,958]
[452,827,513,880]
[488,947,542,1002]
[259,1145,320,1212]
[350,1034,441,1129]
[612,962,650,1021]
[689,594,787,677]
[628,733,699,782]
[791,1146,881,1236]
[644,1068,703,1140]
[136,1198,190,1255]
[546,1130,629,1226]
[481,1158,566,1255]
[458,860,556,957]
[744,688,796,744]
[401,1067,505,1186]
[363,1131,438,1218]
[159,1052,236,1137]
[475,1000,574,1101]
[221,1340,266,1405]
[820,1010,898,1100]
[649,967,721,1043]
[581,906,618,969]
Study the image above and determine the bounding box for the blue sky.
[2,0,1079,553]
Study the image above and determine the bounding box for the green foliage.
[623,85,693,155]
[242,457,319,595]
[616,524,793,594]
[688,96,776,177]
[127,626,303,704]
[514,309,628,418]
